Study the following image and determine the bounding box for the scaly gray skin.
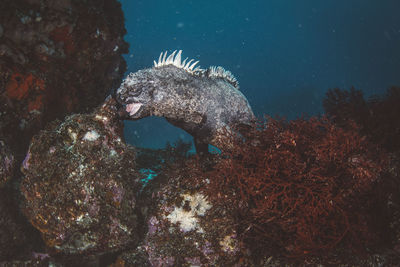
[116,51,255,153]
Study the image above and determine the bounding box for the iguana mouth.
[126,102,143,116]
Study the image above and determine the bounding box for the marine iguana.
[116,50,255,154]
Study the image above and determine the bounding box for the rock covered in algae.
[20,97,141,255]
[136,163,249,266]
[0,0,129,160]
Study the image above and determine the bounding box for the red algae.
[6,73,45,100]
[197,117,389,259]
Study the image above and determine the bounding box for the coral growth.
[198,117,389,259]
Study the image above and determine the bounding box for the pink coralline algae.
[20,97,141,255]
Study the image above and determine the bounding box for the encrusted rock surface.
[20,97,141,255]
[0,0,128,159]
[0,140,14,188]
[133,163,249,267]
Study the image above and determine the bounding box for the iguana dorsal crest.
[153,50,239,90]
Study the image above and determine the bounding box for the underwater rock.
[111,245,152,267]
[0,258,50,267]
[137,163,249,266]
[0,0,128,160]
[0,140,14,188]
[0,189,30,261]
[20,97,141,255]
[116,50,255,154]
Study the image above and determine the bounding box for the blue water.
[119,0,400,149]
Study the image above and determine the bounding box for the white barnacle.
[94,114,109,122]
[67,128,78,143]
[83,130,100,141]
[219,234,238,253]
[165,193,212,233]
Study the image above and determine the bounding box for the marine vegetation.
[184,116,391,262]
[116,50,255,154]
[323,86,400,260]
[323,86,400,153]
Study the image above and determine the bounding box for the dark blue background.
[119,0,400,149]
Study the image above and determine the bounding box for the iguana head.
[116,68,158,119]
